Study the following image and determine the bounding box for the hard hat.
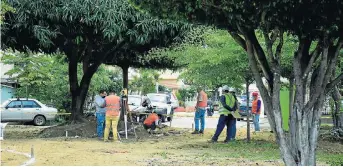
[222,85,229,91]
[252,92,259,96]
[229,87,235,92]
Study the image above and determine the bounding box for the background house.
[128,68,187,93]
[0,53,18,104]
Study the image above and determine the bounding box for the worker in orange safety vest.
[252,92,261,132]
[192,87,208,134]
[143,111,161,133]
[104,91,121,142]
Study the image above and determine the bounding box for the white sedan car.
[0,98,58,126]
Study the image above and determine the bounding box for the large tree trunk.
[68,49,81,121]
[245,35,295,165]
[235,27,343,165]
[119,65,129,121]
[117,65,133,135]
[68,49,100,122]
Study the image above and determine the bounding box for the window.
[128,97,141,106]
[22,101,41,108]
[147,94,167,103]
[6,101,22,108]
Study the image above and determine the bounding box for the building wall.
[0,85,15,104]
[158,79,179,90]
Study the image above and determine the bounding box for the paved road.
[164,111,271,130]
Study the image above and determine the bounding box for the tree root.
[320,128,343,141]
[69,115,90,124]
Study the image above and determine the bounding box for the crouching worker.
[143,112,161,133]
[104,91,121,142]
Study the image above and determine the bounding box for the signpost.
[122,88,128,139]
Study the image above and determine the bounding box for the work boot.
[199,130,204,134]
[191,130,200,134]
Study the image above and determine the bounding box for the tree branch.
[275,30,284,60]
[247,31,273,82]
[262,29,273,59]
[327,73,343,90]
[270,29,278,44]
[228,31,247,51]
[83,43,92,74]
[305,38,330,111]
[303,43,321,80]
[323,38,343,86]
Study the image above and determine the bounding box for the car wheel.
[33,115,46,126]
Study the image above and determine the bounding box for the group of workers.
[94,85,262,142]
[193,85,261,143]
[94,90,161,142]
[94,90,121,142]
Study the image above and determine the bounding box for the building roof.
[0,84,15,88]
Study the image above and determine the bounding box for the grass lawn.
[1,127,342,166]
[280,88,290,131]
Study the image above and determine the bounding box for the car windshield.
[147,94,167,103]
[128,97,141,106]
[1,100,10,107]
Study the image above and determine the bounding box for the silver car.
[0,98,58,126]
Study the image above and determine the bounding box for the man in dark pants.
[94,90,107,140]
[228,87,238,140]
[209,85,237,143]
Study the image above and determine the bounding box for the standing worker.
[94,90,107,140]
[209,85,237,143]
[252,92,261,132]
[192,87,208,134]
[104,91,121,142]
[228,87,238,140]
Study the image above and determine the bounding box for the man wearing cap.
[252,92,261,132]
[192,87,208,134]
[209,85,237,143]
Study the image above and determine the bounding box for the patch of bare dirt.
[38,117,98,138]
[0,150,28,166]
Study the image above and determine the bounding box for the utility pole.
[246,79,251,142]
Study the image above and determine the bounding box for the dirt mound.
[39,119,98,138]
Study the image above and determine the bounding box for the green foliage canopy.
[1,52,122,111]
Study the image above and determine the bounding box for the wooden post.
[31,145,34,158]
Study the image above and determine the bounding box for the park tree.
[173,29,256,140]
[1,0,190,121]
[1,52,122,111]
[132,0,343,165]
[0,0,14,24]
